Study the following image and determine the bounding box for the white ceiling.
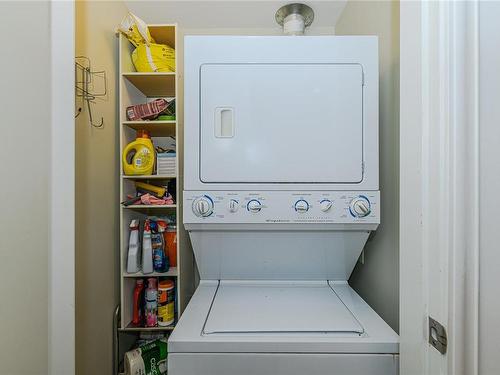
[125,1,348,31]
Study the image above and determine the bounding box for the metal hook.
[86,99,104,128]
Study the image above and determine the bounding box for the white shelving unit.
[118,24,193,332]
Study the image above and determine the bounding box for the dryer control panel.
[184,191,380,224]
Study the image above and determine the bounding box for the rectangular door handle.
[214,107,234,138]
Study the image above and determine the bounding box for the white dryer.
[169,36,398,375]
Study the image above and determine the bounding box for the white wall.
[125,0,345,31]
[479,3,500,374]
[0,1,51,373]
[75,1,128,374]
[335,1,400,332]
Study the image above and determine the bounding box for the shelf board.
[123,121,176,125]
[121,175,176,180]
[123,121,176,137]
[120,323,175,332]
[122,72,175,97]
[122,204,177,213]
[123,204,177,210]
[123,268,178,278]
[123,72,175,76]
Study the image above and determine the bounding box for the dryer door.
[199,63,364,184]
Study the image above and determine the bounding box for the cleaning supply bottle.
[164,224,177,267]
[122,130,155,175]
[153,221,169,272]
[152,231,167,273]
[126,219,141,273]
[142,219,153,274]
[132,279,145,326]
[145,278,158,327]
[158,279,175,326]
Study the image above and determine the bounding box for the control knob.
[228,199,239,213]
[294,199,309,213]
[247,199,262,213]
[349,196,371,218]
[319,199,333,212]
[192,195,214,217]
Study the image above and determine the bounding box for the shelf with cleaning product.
[120,132,177,215]
[123,217,178,330]
[119,21,191,340]
[126,276,177,330]
[116,16,196,375]
[126,218,177,273]
[121,179,176,209]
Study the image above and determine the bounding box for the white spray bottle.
[142,219,153,274]
[126,219,141,273]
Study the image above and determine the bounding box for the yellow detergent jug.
[122,130,155,175]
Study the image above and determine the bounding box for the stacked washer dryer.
[168,36,399,375]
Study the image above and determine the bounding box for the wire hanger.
[75,56,107,128]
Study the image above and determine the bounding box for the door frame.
[49,1,75,374]
[399,1,479,374]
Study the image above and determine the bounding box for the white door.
[478,3,500,374]
[199,63,364,184]
[400,2,479,375]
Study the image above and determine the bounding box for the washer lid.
[203,281,364,335]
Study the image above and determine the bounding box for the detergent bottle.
[122,130,155,175]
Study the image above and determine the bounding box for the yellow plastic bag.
[117,12,155,47]
[117,12,176,73]
[132,43,176,73]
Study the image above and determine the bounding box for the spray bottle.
[145,278,158,327]
[142,219,153,274]
[126,219,141,273]
[132,279,144,326]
